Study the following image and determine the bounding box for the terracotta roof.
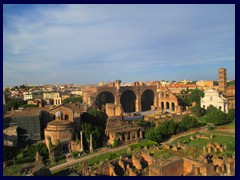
[47,120,72,126]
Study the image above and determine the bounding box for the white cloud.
[3,4,235,85]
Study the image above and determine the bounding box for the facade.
[43,92,62,106]
[44,111,74,153]
[196,80,214,91]
[4,108,51,141]
[82,80,180,116]
[200,89,228,113]
[23,92,43,101]
[49,102,87,132]
[105,117,144,146]
[218,68,227,93]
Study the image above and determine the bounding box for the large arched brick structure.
[82,80,179,113]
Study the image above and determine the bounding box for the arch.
[161,91,164,98]
[120,90,136,113]
[166,102,170,109]
[171,102,175,111]
[64,114,69,120]
[141,89,154,111]
[95,91,115,110]
[166,91,169,99]
[161,102,164,109]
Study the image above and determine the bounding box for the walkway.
[50,145,128,173]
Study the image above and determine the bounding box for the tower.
[218,68,227,93]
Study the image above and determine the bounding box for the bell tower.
[218,68,227,93]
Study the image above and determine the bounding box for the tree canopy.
[62,96,83,104]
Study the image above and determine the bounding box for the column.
[125,133,128,142]
[154,93,158,108]
[135,97,141,112]
[135,131,138,139]
[140,131,143,138]
[89,134,93,153]
[130,132,133,140]
[80,131,84,152]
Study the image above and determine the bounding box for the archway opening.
[161,102,164,109]
[95,91,115,110]
[141,89,154,111]
[166,102,170,109]
[120,90,136,113]
[171,102,175,111]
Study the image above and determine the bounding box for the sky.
[3,4,235,86]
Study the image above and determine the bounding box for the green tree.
[191,104,206,117]
[62,97,83,104]
[112,140,119,148]
[145,128,163,143]
[206,105,228,125]
[180,115,200,130]
[6,100,18,111]
[227,109,235,122]
[227,80,235,87]
[189,88,204,104]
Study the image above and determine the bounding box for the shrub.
[54,154,66,162]
[15,157,35,164]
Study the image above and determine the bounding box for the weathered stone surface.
[132,154,142,171]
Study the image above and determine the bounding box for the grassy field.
[51,148,128,176]
[87,148,127,166]
[218,121,235,128]
[171,132,235,157]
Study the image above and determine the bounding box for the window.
[210,97,212,101]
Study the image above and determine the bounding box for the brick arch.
[120,89,137,113]
[141,89,155,111]
[95,90,116,110]
[158,87,179,110]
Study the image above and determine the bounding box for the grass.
[87,148,127,166]
[3,164,21,176]
[219,121,235,129]
[171,132,235,157]
[3,162,35,176]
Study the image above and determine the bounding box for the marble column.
[140,131,143,138]
[125,133,128,141]
[135,131,138,139]
[89,134,93,153]
[130,132,133,140]
[80,131,84,152]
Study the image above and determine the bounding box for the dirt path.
[50,145,128,172]
[161,126,208,145]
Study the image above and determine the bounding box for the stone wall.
[140,151,155,166]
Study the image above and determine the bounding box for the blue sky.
[3,4,235,86]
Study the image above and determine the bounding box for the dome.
[55,111,62,120]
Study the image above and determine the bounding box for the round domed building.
[44,111,74,154]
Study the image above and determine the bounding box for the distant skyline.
[3,4,235,86]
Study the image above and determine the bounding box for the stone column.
[89,134,93,153]
[135,131,138,139]
[140,131,143,138]
[80,131,84,152]
[125,133,128,142]
[130,132,133,140]
[135,97,141,112]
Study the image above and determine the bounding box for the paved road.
[50,145,128,172]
